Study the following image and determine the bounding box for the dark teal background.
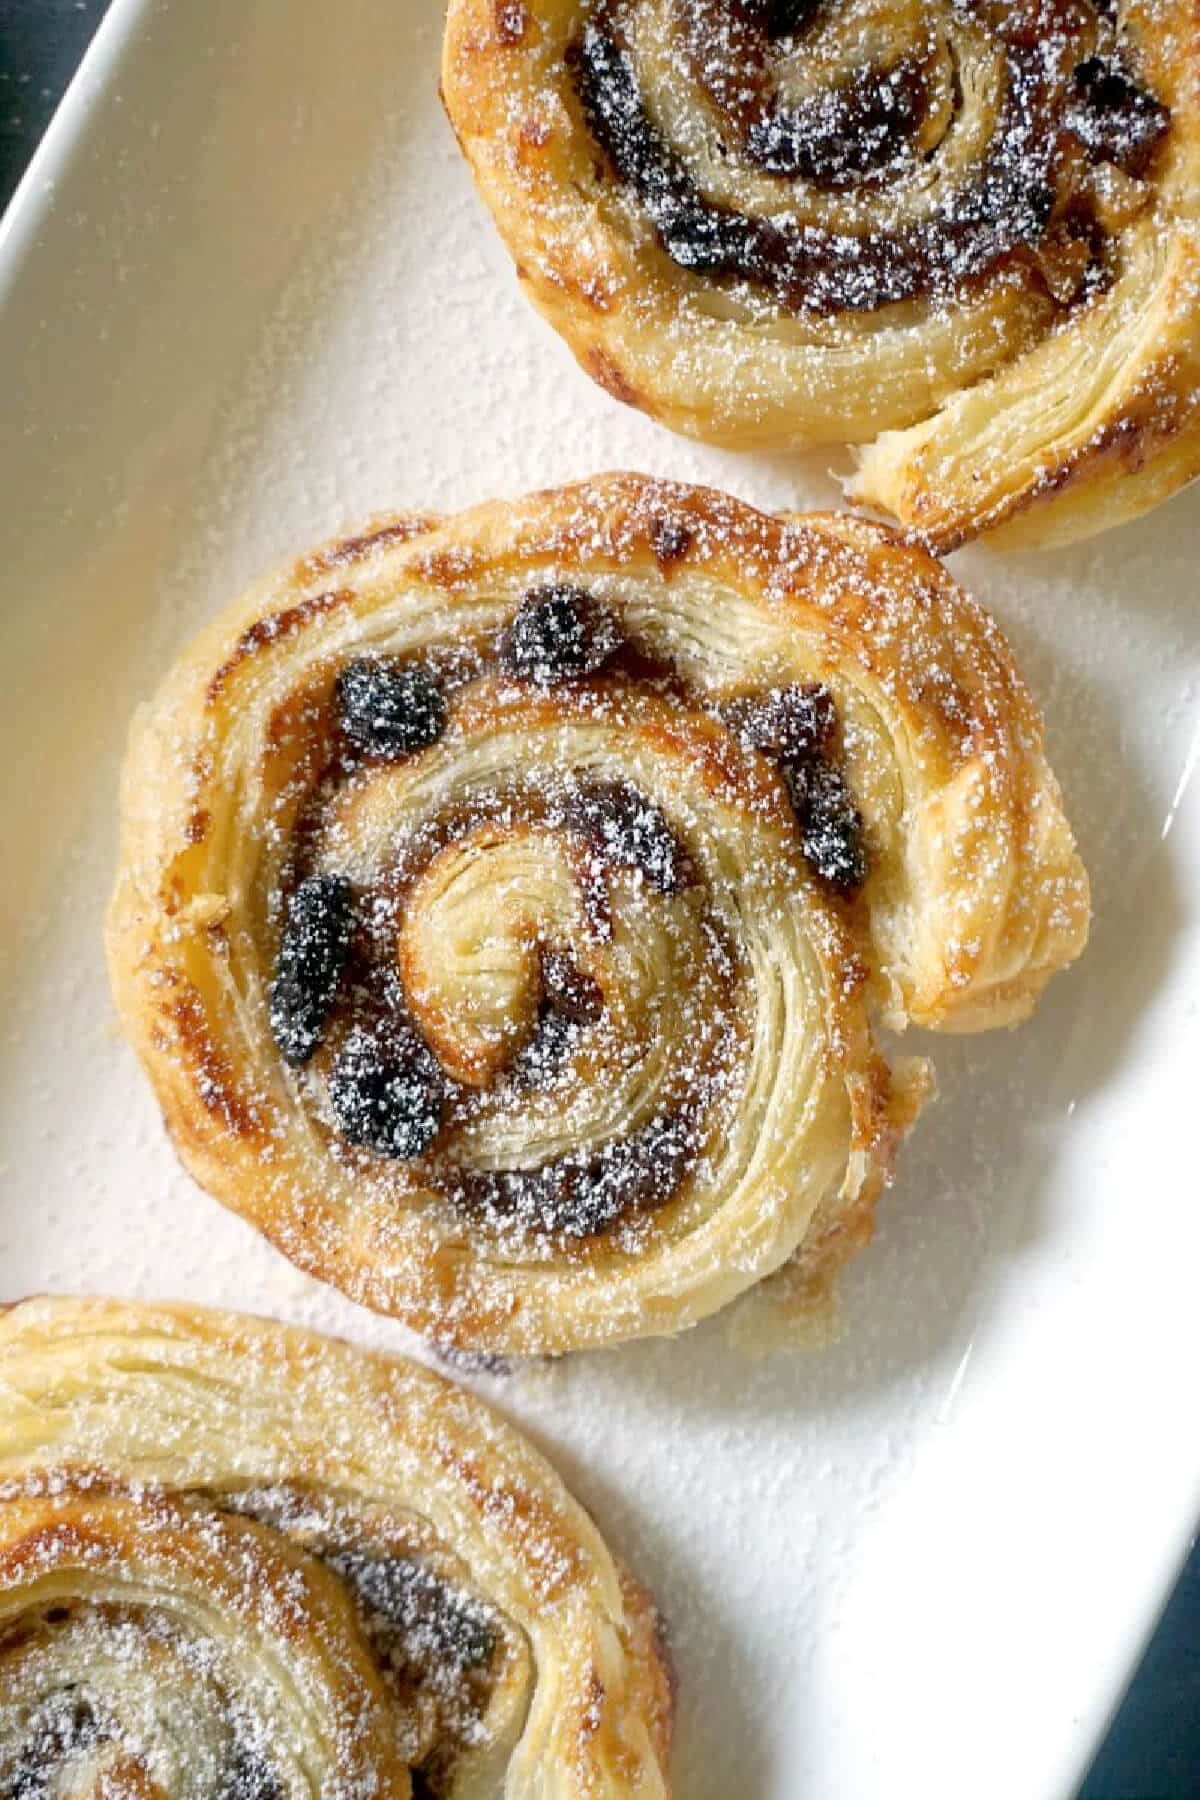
[0,2,1195,1793]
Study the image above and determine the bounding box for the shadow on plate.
[531,538,1196,1429]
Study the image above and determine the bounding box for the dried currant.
[568,782,686,895]
[328,1027,443,1159]
[650,514,693,568]
[539,948,604,1025]
[723,683,836,763]
[786,759,868,895]
[575,1111,691,1226]
[513,951,605,1088]
[461,1111,690,1239]
[747,0,822,37]
[501,584,620,686]
[269,875,354,1067]
[333,1551,496,1673]
[747,66,926,185]
[220,1745,282,1800]
[9,1699,99,1799]
[569,21,760,278]
[336,658,447,758]
[1065,56,1169,174]
[724,684,867,893]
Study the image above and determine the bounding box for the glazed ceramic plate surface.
[1,4,1198,1795]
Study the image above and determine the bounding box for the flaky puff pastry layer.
[107,476,1088,1354]
[0,1296,672,1799]
[443,0,1200,549]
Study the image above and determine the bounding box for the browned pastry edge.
[106,474,1089,1353]
[443,1,1200,549]
[0,1295,674,1798]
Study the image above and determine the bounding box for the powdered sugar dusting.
[1,2,1198,1795]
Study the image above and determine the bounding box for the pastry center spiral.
[259,594,866,1250]
[0,1488,508,1800]
[569,0,1169,312]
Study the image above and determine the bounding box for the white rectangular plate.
[2,3,1198,1795]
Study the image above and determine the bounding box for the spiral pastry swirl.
[0,1297,672,1798]
[443,0,1200,547]
[107,476,1088,1353]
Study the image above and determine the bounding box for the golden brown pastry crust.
[442,0,1200,548]
[106,475,1089,1353]
[0,1296,672,1799]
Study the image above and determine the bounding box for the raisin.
[746,0,822,37]
[569,21,771,277]
[570,16,1058,312]
[576,1111,691,1223]
[269,875,354,1067]
[741,0,827,36]
[568,782,687,895]
[1065,56,1169,174]
[786,759,868,895]
[9,1698,99,1798]
[513,952,605,1089]
[336,658,447,758]
[457,1111,691,1239]
[723,683,836,762]
[660,203,761,276]
[773,0,821,32]
[501,584,620,686]
[723,686,867,892]
[747,65,927,185]
[220,1745,282,1800]
[328,1027,443,1158]
[331,1552,496,1674]
[650,515,693,569]
[512,1009,580,1090]
[540,948,604,1024]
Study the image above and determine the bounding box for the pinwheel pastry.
[442,0,1200,549]
[0,1295,672,1798]
[107,475,1089,1353]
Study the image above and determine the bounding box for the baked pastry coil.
[107,475,1089,1353]
[0,1296,672,1799]
[442,0,1200,548]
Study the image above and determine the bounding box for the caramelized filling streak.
[0,1506,500,1800]
[267,594,868,1243]
[568,0,1169,314]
